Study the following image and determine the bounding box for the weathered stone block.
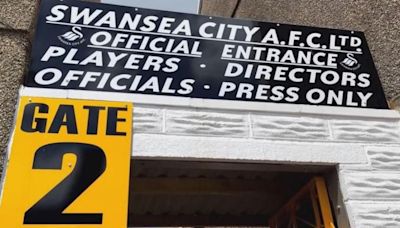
[0,31,29,172]
[251,115,329,140]
[367,147,400,170]
[330,119,400,142]
[133,106,163,133]
[165,109,249,137]
[346,202,400,228]
[0,0,38,31]
[200,0,238,18]
[341,171,400,200]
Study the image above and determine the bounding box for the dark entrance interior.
[128,160,336,227]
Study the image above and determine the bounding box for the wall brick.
[330,119,400,142]
[341,171,400,201]
[367,147,400,170]
[251,115,329,140]
[133,106,163,133]
[165,109,249,137]
[346,202,400,228]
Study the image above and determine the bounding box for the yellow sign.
[0,96,132,228]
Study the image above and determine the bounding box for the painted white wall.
[132,106,400,228]
[19,87,400,227]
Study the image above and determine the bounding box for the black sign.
[26,0,388,109]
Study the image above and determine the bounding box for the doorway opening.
[269,177,335,228]
[128,160,341,227]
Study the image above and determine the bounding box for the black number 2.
[24,142,106,224]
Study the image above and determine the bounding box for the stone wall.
[129,102,400,227]
[0,0,37,172]
[2,1,400,227]
[2,0,400,169]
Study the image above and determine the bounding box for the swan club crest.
[58,26,86,46]
[340,54,361,71]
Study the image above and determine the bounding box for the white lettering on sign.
[25,0,387,109]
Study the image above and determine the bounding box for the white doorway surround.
[20,86,400,227]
